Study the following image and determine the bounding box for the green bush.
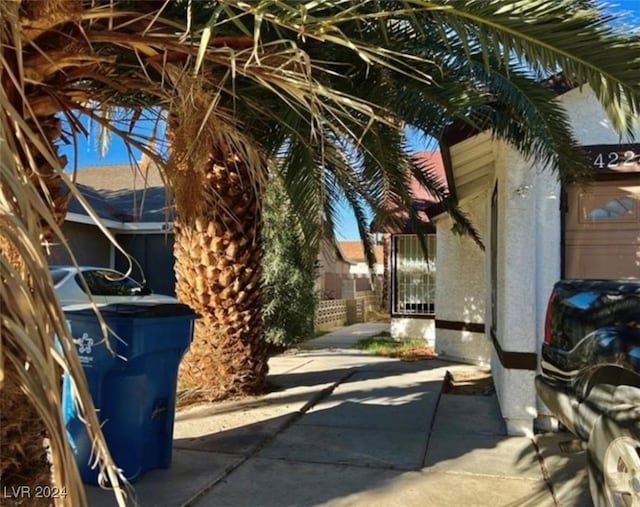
[263,181,317,346]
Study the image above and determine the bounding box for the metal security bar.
[392,234,436,315]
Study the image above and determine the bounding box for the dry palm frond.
[0,105,132,507]
[1,2,130,506]
[165,82,267,222]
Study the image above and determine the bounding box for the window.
[50,269,69,285]
[392,234,436,315]
[586,196,635,221]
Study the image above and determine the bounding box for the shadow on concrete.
[170,360,554,507]
[85,354,590,506]
[530,432,592,506]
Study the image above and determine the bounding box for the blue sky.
[61,1,640,240]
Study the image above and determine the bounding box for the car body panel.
[49,266,177,307]
[537,279,640,438]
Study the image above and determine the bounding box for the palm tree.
[169,0,640,401]
[3,2,640,502]
[14,0,640,402]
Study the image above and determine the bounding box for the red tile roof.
[374,150,448,233]
[410,150,447,206]
[338,241,384,264]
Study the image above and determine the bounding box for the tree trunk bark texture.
[0,240,51,507]
[174,159,269,401]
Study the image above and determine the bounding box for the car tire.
[588,413,640,507]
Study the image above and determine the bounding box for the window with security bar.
[392,234,436,315]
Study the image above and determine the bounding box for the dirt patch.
[442,369,495,395]
[389,347,437,361]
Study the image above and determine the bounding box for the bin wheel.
[588,414,640,507]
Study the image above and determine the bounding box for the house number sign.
[583,144,640,173]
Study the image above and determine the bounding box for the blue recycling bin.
[61,303,198,484]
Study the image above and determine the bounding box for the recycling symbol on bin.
[75,333,94,354]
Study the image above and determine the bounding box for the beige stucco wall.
[390,317,435,346]
[491,85,640,435]
[434,192,490,365]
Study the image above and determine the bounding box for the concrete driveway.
[86,323,591,507]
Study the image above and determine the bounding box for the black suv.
[536,279,640,507]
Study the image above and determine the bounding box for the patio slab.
[85,449,242,507]
[192,457,554,507]
[257,424,429,470]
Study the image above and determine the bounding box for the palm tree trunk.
[0,239,52,507]
[0,365,51,507]
[173,157,269,401]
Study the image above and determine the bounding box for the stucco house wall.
[487,85,640,435]
[435,83,640,436]
[390,317,435,345]
[434,192,490,365]
[490,141,562,435]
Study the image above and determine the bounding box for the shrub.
[263,181,317,346]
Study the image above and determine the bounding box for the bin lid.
[64,303,198,318]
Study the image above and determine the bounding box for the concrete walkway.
[86,323,591,507]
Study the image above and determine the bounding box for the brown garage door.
[565,179,640,279]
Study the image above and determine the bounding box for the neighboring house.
[378,151,449,350]
[337,240,384,293]
[338,241,384,276]
[316,240,355,299]
[48,162,176,296]
[435,80,640,436]
[54,164,368,302]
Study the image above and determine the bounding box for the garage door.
[565,179,640,279]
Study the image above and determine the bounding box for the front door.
[565,178,640,279]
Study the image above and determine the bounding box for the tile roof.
[411,151,447,207]
[373,150,447,233]
[338,241,384,265]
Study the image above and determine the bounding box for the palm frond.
[1,3,130,503]
[425,0,640,136]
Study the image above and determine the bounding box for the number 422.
[594,150,640,169]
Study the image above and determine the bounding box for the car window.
[75,270,142,296]
[50,269,69,285]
